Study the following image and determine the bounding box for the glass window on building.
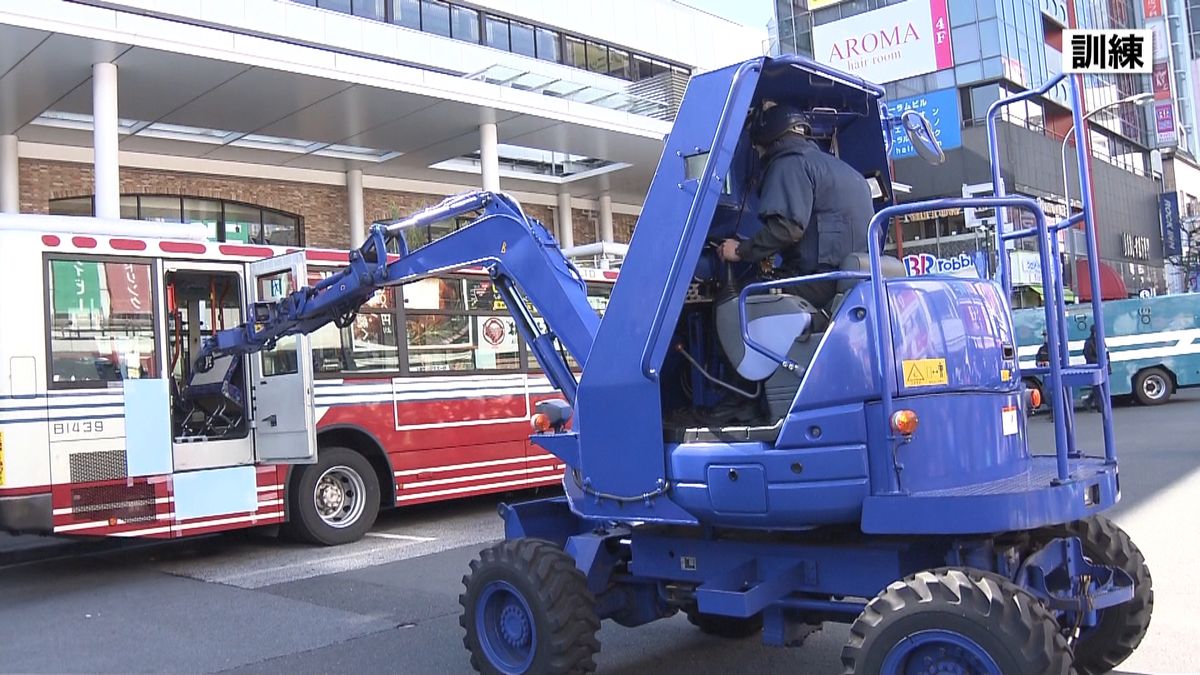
[318,0,352,13]
[261,209,301,247]
[534,27,559,61]
[952,24,981,63]
[352,0,385,20]
[510,21,536,57]
[183,197,222,241]
[49,196,92,217]
[120,195,138,219]
[450,5,479,43]
[607,49,631,80]
[562,35,586,68]
[483,14,509,50]
[585,41,608,74]
[950,0,976,25]
[224,202,259,243]
[419,0,450,37]
[393,0,420,29]
[139,195,183,223]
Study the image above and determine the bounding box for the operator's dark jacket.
[735,135,875,274]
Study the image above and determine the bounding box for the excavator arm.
[194,190,601,403]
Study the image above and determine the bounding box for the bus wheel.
[287,446,380,546]
[1133,368,1171,406]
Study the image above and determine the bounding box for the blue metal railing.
[736,195,1075,483]
[985,74,1115,467]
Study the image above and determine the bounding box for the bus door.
[247,252,317,464]
[165,261,255,472]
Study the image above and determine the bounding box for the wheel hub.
[1145,376,1165,399]
[884,630,1002,675]
[500,603,531,647]
[317,480,345,513]
[905,643,992,675]
[312,466,366,528]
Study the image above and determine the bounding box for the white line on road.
[364,532,436,542]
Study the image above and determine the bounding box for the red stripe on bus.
[603,271,618,280]
[72,236,97,248]
[110,238,147,251]
[160,241,207,254]
[41,235,61,247]
[220,244,274,258]
[306,250,349,262]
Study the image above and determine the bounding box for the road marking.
[364,532,436,542]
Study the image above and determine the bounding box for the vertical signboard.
[1145,3,1178,148]
[1159,192,1183,258]
[812,0,952,84]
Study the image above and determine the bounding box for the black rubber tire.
[685,608,763,639]
[285,446,380,546]
[1132,367,1172,406]
[1032,514,1154,675]
[841,567,1074,675]
[460,538,601,674]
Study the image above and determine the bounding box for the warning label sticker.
[902,358,948,388]
[1002,406,1019,436]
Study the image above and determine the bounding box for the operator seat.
[715,252,908,426]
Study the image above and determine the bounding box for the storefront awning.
[1075,259,1129,301]
[1026,284,1077,303]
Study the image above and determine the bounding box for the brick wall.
[18,159,638,249]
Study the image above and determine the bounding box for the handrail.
[985,73,1066,296]
[639,59,762,379]
[736,271,871,368]
[1067,75,1117,465]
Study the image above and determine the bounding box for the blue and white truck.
[1015,293,1200,405]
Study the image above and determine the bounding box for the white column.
[92,62,120,219]
[347,168,365,249]
[479,122,500,193]
[556,190,574,248]
[598,192,614,243]
[0,135,17,214]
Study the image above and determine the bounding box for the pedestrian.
[1083,325,1108,412]
[716,102,875,309]
[1035,332,1052,419]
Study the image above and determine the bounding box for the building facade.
[773,0,1180,298]
[0,0,765,253]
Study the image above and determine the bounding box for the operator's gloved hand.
[717,239,742,262]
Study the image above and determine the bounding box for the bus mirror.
[901,110,945,166]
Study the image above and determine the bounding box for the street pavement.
[2,391,1198,674]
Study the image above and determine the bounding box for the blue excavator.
[194,55,1152,674]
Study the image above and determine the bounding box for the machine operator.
[717,102,875,308]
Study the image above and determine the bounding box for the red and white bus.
[0,213,614,545]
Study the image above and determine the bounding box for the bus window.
[47,258,158,385]
[308,270,400,374]
[402,275,520,373]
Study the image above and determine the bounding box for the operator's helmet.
[750,102,812,148]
